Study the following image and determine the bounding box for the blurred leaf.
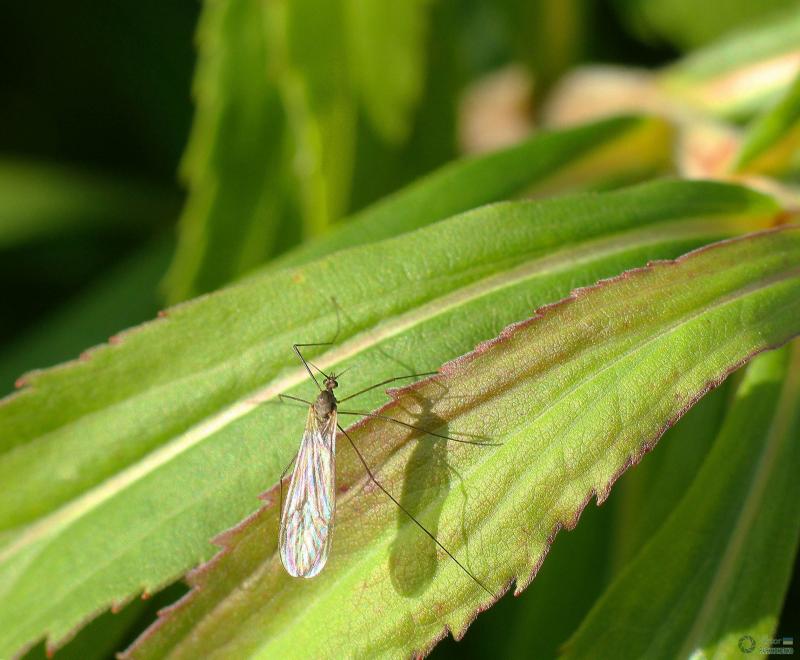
[565,343,800,658]
[734,72,800,176]
[22,600,147,660]
[20,581,188,660]
[165,0,434,304]
[614,0,797,50]
[498,0,588,90]
[277,0,355,237]
[0,180,781,656]
[270,114,675,271]
[344,0,430,144]
[0,161,176,345]
[128,227,800,659]
[0,238,172,396]
[0,160,175,249]
[346,0,463,214]
[661,8,800,120]
[163,0,293,304]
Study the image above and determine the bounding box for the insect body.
[279,374,339,578]
[276,341,496,597]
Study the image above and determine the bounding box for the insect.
[277,341,495,597]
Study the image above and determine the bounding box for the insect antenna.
[332,366,353,380]
[337,423,497,600]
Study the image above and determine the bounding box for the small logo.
[739,635,756,654]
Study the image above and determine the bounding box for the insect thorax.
[313,390,337,419]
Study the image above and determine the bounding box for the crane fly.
[278,368,338,578]
[277,342,496,597]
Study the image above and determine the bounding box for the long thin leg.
[278,452,298,521]
[338,372,438,403]
[292,298,344,389]
[278,393,313,406]
[338,423,496,599]
[337,410,499,446]
[293,343,333,391]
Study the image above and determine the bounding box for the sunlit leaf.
[661,8,800,120]
[270,115,675,271]
[432,494,616,659]
[565,343,800,658]
[164,0,435,303]
[0,180,781,657]
[436,375,731,659]
[128,226,800,659]
[734,72,800,176]
[613,0,797,49]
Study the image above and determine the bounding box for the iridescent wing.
[279,407,337,578]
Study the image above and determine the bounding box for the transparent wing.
[279,408,337,578]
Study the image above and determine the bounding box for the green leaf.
[163,0,292,304]
[433,492,617,659]
[127,226,800,659]
[613,0,798,50]
[278,0,356,237]
[497,0,589,90]
[734,72,800,176]
[270,115,675,271]
[661,8,800,120]
[564,342,800,658]
[0,239,172,396]
[0,160,174,250]
[164,0,435,303]
[443,381,728,659]
[344,0,430,143]
[0,180,784,657]
[608,382,730,569]
[439,376,730,658]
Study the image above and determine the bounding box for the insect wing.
[279,408,337,577]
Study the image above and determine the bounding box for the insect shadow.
[387,387,455,596]
[272,345,496,598]
[265,298,497,595]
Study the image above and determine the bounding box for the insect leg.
[337,410,499,446]
[338,372,438,403]
[337,423,497,599]
[278,393,313,406]
[292,343,332,391]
